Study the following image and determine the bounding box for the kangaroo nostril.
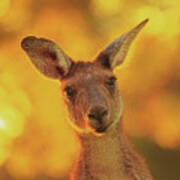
[101,109,108,117]
[88,107,108,121]
[88,113,97,120]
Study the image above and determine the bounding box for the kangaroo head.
[21,19,148,136]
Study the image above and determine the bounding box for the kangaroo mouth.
[87,116,113,135]
[95,126,107,133]
[89,121,110,134]
[94,120,116,134]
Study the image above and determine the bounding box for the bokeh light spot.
[0,118,6,130]
[91,0,123,16]
[0,0,10,17]
[135,6,166,35]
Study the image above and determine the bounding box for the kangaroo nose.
[88,106,108,122]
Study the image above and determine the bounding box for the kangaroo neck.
[71,118,153,180]
[71,118,129,179]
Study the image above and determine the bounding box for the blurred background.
[0,0,180,179]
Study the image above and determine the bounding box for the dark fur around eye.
[106,76,116,87]
[64,86,75,99]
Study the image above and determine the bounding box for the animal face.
[60,62,122,134]
[21,19,148,135]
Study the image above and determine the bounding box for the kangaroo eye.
[64,86,75,99]
[106,76,116,87]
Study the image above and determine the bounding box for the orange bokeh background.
[0,0,180,180]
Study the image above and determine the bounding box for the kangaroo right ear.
[95,19,148,69]
[21,36,73,79]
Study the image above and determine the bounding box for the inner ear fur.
[21,36,73,79]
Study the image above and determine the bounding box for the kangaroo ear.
[21,36,73,79]
[95,19,149,69]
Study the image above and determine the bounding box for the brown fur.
[21,19,153,180]
[60,62,153,180]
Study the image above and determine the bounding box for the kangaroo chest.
[70,125,153,180]
[73,134,133,180]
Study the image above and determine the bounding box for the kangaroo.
[21,19,153,180]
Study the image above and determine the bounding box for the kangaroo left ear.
[21,36,73,79]
[95,19,149,69]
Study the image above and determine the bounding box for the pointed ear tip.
[21,36,37,50]
[139,18,149,27]
[133,18,149,32]
[143,18,149,24]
